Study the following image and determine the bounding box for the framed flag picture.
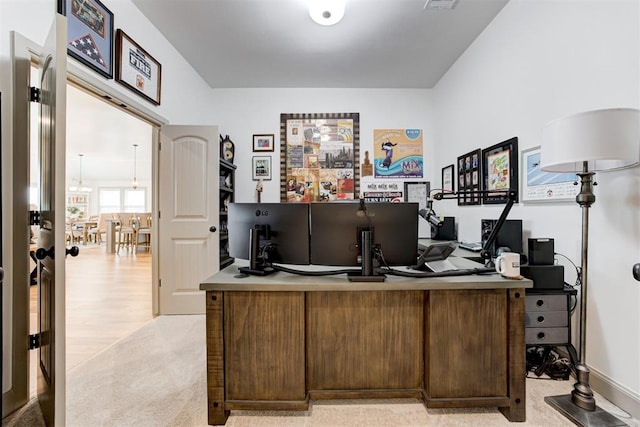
[115,29,162,105]
[62,0,114,79]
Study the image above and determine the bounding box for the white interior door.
[36,13,67,426]
[158,125,220,314]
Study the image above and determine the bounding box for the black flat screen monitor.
[310,202,418,267]
[228,203,310,265]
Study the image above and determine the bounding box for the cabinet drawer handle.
[537,315,545,323]
[537,332,545,340]
[536,299,544,307]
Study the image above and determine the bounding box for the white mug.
[495,252,520,278]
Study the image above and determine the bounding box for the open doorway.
[28,73,155,397]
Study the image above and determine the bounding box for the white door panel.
[158,126,219,314]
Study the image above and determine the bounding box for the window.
[99,187,146,213]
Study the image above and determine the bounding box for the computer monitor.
[310,201,419,267]
[228,203,310,274]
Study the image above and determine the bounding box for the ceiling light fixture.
[309,0,345,26]
[69,153,92,193]
[132,144,139,190]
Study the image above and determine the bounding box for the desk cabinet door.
[225,291,306,402]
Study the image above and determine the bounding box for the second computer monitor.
[310,202,418,267]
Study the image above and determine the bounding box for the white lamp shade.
[541,108,640,173]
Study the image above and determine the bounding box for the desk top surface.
[200,252,532,292]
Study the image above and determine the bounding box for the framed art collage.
[280,113,360,203]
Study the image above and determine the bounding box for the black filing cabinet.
[525,287,578,366]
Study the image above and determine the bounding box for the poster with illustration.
[373,129,423,178]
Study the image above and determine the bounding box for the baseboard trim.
[590,367,640,421]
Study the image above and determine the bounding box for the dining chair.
[136,213,152,252]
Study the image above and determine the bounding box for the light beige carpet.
[6,315,638,426]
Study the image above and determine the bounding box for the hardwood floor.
[29,243,153,396]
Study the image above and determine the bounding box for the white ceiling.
[61,0,509,185]
[131,0,509,89]
[64,85,153,186]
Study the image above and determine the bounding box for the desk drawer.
[526,327,568,345]
[525,294,566,312]
[525,311,568,327]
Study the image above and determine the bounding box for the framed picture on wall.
[280,112,360,203]
[253,134,274,152]
[62,0,114,79]
[252,156,272,181]
[404,181,430,211]
[115,29,162,105]
[456,149,481,206]
[482,137,519,204]
[521,145,578,202]
[441,164,454,193]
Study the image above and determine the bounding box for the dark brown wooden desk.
[200,258,532,425]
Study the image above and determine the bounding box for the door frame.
[66,62,167,315]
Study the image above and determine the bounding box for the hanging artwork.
[482,136,519,204]
[456,148,482,206]
[373,129,423,179]
[280,113,360,202]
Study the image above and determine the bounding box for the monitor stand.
[348,230,386,282]
[237,226,276,277]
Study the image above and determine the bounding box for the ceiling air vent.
[424,0,457,10]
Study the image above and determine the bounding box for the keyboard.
[459,242,483,252]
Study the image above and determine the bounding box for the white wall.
[433,0,640,411]
[210,88,435,236]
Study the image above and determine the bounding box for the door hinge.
[29,333,40,350]
[29,210,40,226]
[158,278,162,287]
[30,87,41,103]
[158,211,161,219]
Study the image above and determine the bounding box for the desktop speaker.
[481,219,523,259]
[431,217,456,241]
[521,264,564,290]
[528,238,555,265]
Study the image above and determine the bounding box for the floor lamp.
[540,108,640,426]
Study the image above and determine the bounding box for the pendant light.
[69,153,92,193]
[132,144,139,189]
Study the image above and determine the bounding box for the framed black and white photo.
[482,137,519,204]
[115,29,162,105]
[441,164,454,193]
[63,0,114,79]
[252,156,272,181]
[404,181,430,211]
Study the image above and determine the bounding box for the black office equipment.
[481,218,523,259]
[431,216,456,240]
[528,238,555,265]
[228,203,310,275]
[521,264,564,290]
[310,201,418,269]
[413,242,457,272]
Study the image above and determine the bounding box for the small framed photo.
[252,156,272,181]
[63,0,114,79]
[115,29,162,105]
[404,181,430,211]
[482,136,519,204]
[253,134,275,152]
[441,164,455,193]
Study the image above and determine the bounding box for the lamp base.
[545,395,628,426]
